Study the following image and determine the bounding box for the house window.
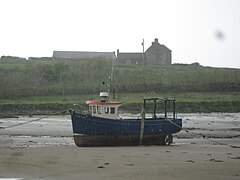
[110,107,115,114]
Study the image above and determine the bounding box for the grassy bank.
[1,59,240,98]
[0,59,240,116]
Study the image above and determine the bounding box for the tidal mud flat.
[0,113,240,179]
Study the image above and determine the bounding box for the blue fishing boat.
[70,92,182,146]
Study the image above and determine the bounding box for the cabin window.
[97,106,101,114]
[89,106,93,114]
[104,107,109,114]
[110,107,115,114]
[93,106,97,114]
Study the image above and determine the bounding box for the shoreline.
[1,100,240,118]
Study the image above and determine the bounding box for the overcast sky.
[0,0,240,68]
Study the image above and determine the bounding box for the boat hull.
[70,110,182,146]
[73,134,173,147]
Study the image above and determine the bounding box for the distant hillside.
[0,58,239,99]
[113,62,240,94]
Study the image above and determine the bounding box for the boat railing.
[118,113,175,120]
[72,104,89,115]
[118,113,142,120]
[143,97,177,120]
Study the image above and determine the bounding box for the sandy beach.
[0,113,240,180]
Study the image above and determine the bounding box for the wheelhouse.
[86,92,122,119]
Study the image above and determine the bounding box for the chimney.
[152,38,159,46]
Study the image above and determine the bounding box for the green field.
[0,58,240,115]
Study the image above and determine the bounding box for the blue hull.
[70,111,182,146]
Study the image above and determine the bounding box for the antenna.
[142,39,145,66]
[142,39,145,52]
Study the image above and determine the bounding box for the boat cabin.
[86,92,122,119]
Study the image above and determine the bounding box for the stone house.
[117,38,171,65]
[116,50,144,65]
[52,51,116,60]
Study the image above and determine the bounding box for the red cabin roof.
[86,100,122,105]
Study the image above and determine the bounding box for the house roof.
[53,51,116,60]
[146,42,171,52]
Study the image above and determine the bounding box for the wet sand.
[0,113,240,180]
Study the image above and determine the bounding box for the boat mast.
[108,56,115,100]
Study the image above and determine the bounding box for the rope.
[169,119,240,149]
[0,111,67,130]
